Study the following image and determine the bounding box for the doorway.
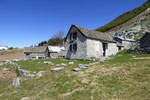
[102,43,107,57]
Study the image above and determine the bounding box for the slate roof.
[24,47,47,53]
[66,25,116,43]
[115,36,135,42]
[48,46,65,52]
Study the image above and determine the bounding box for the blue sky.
[0,0,147,48]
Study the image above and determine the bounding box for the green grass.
[0,52,150,100]
[96,0,150,32]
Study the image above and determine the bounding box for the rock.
[73,68,80,71]
[43,61,53,65]
[61,63,67,66]
[20,97,29,100]
[69,62,74,64]
[51,67,64,72]
[33,71,36,74]
[26,74,35,78]
[12,77,21,88]
[18,69,31,76]
[3,68,8,71]
[0,63,4,66]
[78,64,88,69]
[56,64,60,66]
[92,62,99,65]
[13,59,19,61]
[38,62,41,64]
[36,71,46,78]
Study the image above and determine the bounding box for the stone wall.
[86,39,103,59]
[65,26,87,59]
[140,33,150,48]
[24,52,46,59]
[86,39,118,59]
[106,43,118,57]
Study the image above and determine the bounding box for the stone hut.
[24,46,47,59]
[46,46,65,58]
[64,25,119,60]
[114,36,135,49]
[140,32,150,48]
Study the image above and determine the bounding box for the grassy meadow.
[0,51,150,100]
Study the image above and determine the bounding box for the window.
[70,45,72,51]
[70,32,77,40]
[73,32,77,40]
[73,44,77,51]
[70,33,72,40]
[70,44,77,52]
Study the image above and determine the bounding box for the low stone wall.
[127,48,150,54]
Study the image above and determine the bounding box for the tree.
[48,30,65,46]
[38,41,48,47]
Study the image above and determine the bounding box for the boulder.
[0,63,4,66]
[56,64,60,66]
[73,68,80,72]
[18,69,31,76]
[36,71,46,78]
[20,97,29,100]
[78,64,88,69]
[12,77,21,88]
[43,61,53,65]
[69,62,74,64]
[51,67,64,72]
[61,63,67,66]
[26,74,35,78]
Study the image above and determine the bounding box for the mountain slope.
[96,0,150,32]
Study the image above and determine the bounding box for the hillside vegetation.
[0,51,150,100]
[96,0,150,32]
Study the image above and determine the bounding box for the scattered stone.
[33,71,36,74]
[12,77,21,88]
[3,68,8,71]
[93,59,96,61]
[18,69,31,76]
[61,63,67,66]
[20,97,29,100]
[38,62,41,64]
[13,59,19,61]
[92,62,99,65]
[43,61,53,65]
[56,64,60,66]
[36,71,46,78]
[72,68,80,72]
[78,64,88,69]
[51,67,64,72]
[26,74,35,78]
[69,62,74,64]
[0,63,4,66]
[99,60,104,62]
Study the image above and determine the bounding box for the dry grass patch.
[0,49,24,61]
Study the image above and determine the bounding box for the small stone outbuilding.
[24,47,47,59]
[46,46,65,58]
[65,25,119,60]
[140,32,150,48]
[114,36,135,49]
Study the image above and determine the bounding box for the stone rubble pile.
[127,48,150,54]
